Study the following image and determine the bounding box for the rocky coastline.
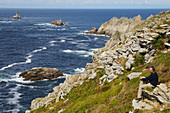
[26,10,170,113]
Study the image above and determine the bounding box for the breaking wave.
[0,47,47,71]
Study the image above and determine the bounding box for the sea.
[0,9,168,113]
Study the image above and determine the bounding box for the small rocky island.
[12,11,20,19]
[51,19,69,27]
[19,67,64,81]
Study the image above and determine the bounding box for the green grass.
[163,21,170,25]
[133,53,145,67]
[31,52,170,113]
[156,26,163,29]
[152,35,165,50]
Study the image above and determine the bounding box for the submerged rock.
[51,19,69,26]
[19,67,64,81]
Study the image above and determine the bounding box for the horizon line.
[0,7,170,10]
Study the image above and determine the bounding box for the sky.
[0,0,170,9]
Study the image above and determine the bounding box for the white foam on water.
[49,41,57,43]
[0,21,12,23]
[90,48,99,51]
[74,68,85,73]
[69,41,78,44]
[63,50,87,53]
[62,49,94,57]
[94,37,98,40]
[79,30,111,37]
[6,84,22,113]
[32,47,47,53]
[50,43,56,46]
[74,50,87,53]
[11,72,35,83]
[79,40,88,42]
[58,28,67,31]
[49,40,60,46]
[61,40,66,42]
[83,55,89,57]
[0,47,47,71]
[34,23,54,26]
[53,75,67,79]
[0,72,34,83]
[9,71,65,83]
[62,49,74,53]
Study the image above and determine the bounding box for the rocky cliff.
[26,11,170,113]
[86,15,143,37]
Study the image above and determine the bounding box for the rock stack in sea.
[26,10,170,113]
[12,11,20,19]
[51,19,69,27]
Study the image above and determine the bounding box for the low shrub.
[133,53,145,67]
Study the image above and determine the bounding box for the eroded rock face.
[97,15,143,36]
[85,15,143,39]
[51,20,69,26]
[19,67,64,81]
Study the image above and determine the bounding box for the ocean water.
[0,9,168,113]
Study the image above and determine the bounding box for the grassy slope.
[31,51,170,113]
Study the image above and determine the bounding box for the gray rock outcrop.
[97,15,143,36]
[132,83,170,111]
[127,72,142,80]
[19,67,63,81]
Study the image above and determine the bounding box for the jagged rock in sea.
[86,27,98,34]
[19,67,64,81]
[51,19,69,26]
[12,11,20,19]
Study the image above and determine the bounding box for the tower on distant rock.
[12,11,20,19]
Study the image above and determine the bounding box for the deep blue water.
[0,9,168,113]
